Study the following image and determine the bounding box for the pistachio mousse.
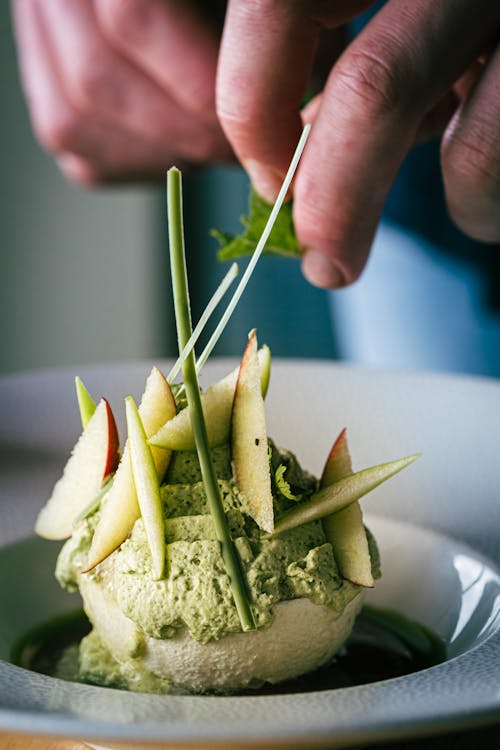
[36,335,416,694]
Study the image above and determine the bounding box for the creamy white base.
[80,574,364,693]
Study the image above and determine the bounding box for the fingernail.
[244,159,284,203]
[301,250,346,289]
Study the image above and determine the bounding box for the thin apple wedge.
[75,376,96,429]
[35,398,119,540]
[258,344,271,398]
[149,345,271,451]
[85,367,176,572]
[321,428,353,485]
[321,429,374,588]
[125,397,165,580]
[273,454,420,535]
[232,331,274,533]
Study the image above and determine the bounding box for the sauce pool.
[11,605,446,694]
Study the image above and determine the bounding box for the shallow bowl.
[1,359,500,748]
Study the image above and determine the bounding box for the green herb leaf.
[274,465,302,502]
[211,188,301,261]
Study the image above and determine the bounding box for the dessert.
[34,163,418,694]
[37,340,416,694]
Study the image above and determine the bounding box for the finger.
[11,0,196,183]
[10,0,65,148]
[442,45,500,243]
[42,0,222,159]
[55,133,186,185]
[217,0,317,201]
[296,0,500,288]
[94,0,221,119]
[217,1,374,201]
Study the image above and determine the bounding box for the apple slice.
[35,398,119,540]
[126,397,165,580]
[85,367,176,571]
[232,331,274,533]
[149,345,271,451]
[320,429,374,588]
[75,376,96,429]
[273,454,420,535]
[259,344,271,398]
[321,429,353,486]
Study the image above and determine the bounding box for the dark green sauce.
[11,605,445,694]
[11,609,91,682]
[254,605,446,695]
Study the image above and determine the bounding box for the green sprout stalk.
[167,167,256,632]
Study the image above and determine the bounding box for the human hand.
[217,0,500,288]
[12,0,233,184]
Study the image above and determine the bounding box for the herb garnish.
[211,188,301,261]
[274,464,303,502]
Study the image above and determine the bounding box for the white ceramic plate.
[1,360,500,749]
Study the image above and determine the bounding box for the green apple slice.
[273,454,420,535]
[149,345,271,451]
[321,429,374,588]
[232,331,274,533]
[35,398,120,540]
[125,397,165,580]
[85,367,176,571]
[75,376,97,429]
[258,344,271,398]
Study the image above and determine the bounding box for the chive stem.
[167,167,256,631]
[72,474,114,527]
[167,262,238,385]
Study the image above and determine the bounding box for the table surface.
[2,725,500,750]
[0,737,88,749]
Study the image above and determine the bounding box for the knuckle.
[96,0,146,46]
[232,0,284,29]
[334,46,408,118]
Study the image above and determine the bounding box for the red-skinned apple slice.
[231,331,274,533]
[320,429,374,588]
[84,367,176,572]
[149,346,271,452]
[35,398,119,540]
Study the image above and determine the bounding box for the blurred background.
[0,4,336,376]
[2,2,500,379]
